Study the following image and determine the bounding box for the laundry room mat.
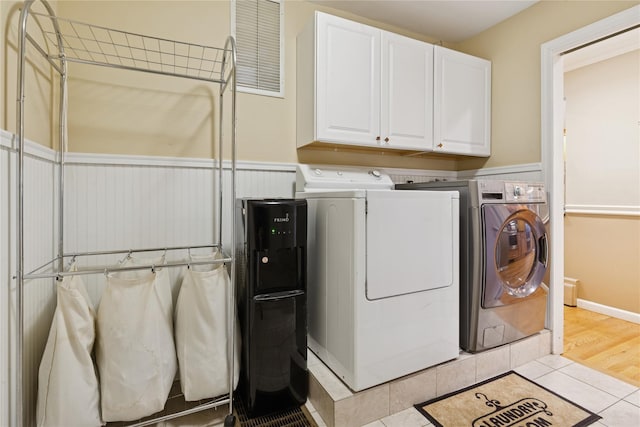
[415,371,601,427]
[234,396,318,427]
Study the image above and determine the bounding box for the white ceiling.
[309,0,539,43]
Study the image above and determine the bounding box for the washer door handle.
[538,234,548,267]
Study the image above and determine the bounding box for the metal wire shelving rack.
[14,0,238,425]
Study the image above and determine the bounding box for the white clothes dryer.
[295,165,459,391]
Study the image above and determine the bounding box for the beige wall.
[60,0,461,170]
[564,50,639,207]
[454,0,638,171]
[55,0,230,158]
[3,0,637,169]
[564,214,640,314]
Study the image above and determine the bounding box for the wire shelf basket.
[29,11,232,83]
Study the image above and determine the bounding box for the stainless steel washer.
[396,179,549,352]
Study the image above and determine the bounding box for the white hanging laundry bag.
[96,254,177,422]
[120,254,175,333]
[36,264,103,427]
[175,250,240,401]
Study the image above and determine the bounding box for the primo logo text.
[274,213,290,223]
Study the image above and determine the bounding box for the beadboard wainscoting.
[1,133,303,425]
[63,152,298,309]
[1,131,58,427]
[0,129,544,425]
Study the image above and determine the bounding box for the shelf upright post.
[16,1,66,424]
[221,35,237,427]
[15,2,33,426]
[57,44,68,273]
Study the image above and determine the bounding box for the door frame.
[541,5,640,354]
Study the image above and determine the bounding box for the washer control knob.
[314,168,322,176]
[370,170,381,178]
[514,185,524,197]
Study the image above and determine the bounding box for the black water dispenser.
[235,199,308,417]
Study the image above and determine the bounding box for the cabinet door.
[316,13,380,146]
[381,33,433,150]
[434,46,491,156]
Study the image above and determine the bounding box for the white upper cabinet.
[434,46,492,157]
[381,32,434,150]
[297,12,433,151]
[315,12,381,146]
[297,11,491,157]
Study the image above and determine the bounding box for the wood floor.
[563,306,640,387]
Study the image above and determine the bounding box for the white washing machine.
[295,165,459,391]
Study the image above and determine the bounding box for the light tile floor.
[305,354,640,427]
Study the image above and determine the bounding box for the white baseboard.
[577,299,640,324]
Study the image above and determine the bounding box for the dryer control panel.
[504,182,546,203]
[478,180,546,204]
[296,164,394,191]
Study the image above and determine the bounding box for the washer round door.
[481,204,548,308]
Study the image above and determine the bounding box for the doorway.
[540,5,640,355]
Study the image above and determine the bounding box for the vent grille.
[235,397,317,427]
